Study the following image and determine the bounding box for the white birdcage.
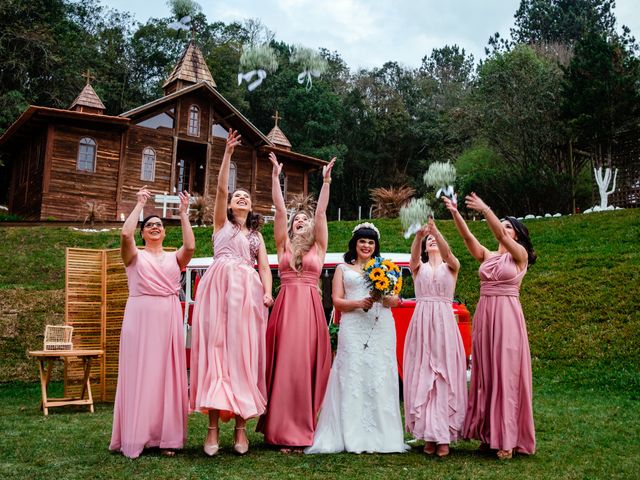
[43,325,74,351]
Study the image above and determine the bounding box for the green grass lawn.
[1,374,638,480]
[1,209,639,478]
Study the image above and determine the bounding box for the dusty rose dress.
[256,245,331,446]
[403,261,467,444]
[463,253,535,454]
[109,250,188,459]
[189,220,268,420]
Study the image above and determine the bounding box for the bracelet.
[482,207,491,216]
[323,178,332,184]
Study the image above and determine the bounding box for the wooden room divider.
[63,248,128,402]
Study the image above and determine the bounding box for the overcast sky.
[102,0,640,70]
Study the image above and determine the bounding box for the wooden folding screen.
[64,247,176,401]
[64,248,127,402]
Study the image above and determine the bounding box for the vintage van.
[182,252,471,378]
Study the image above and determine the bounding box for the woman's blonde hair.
[288,209,315,272]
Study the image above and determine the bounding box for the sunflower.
[369,267,385,281]
[375,277,390,292]
[393,277,403,294]
[365,258,376,269]
[381,259,396,271]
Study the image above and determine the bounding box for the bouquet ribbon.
[436,185,456,201]
[297,69,322,91]
[238,70,267,91]
[403,222,421,239]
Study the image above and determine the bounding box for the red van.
[182,253,471,377]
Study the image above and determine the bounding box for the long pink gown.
[463,253,535,454]
[403,262,467,444]
[109,250,188,459]
[256,245,332,446]
[189,220,268,420]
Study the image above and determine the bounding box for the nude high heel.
[203,426,219,456]
[233,426,249,455]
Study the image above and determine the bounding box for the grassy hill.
[0,210,639,479]
[1,210,639,394]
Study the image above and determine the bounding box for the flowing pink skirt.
[257,280,331,446]
[109,294,188,458]
[463,295,536,454]
[403,299,467,443]
[189,257,268,420]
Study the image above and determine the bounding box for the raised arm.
[465,193,527,267]
[442,196,489,263]
[409,224,428,274]
[175,191,195,269]
[255,233,274,308]
[429,217,460,274]
[213,129,242,231]
[332,266,374,313]
[121,187,149,266]
[269,152,288,253]
[314,157,336,260]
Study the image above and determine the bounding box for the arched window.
[141,147,156,181]
[188,105,200,136]
[77,137,96,172]
[228,161,237,191]
[279,170,287,200]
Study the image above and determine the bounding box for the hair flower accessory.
[352,222,381,238]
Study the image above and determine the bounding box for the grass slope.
[2,210,639,390]
[0,210,639,478]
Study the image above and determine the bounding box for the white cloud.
[103,0,640,70]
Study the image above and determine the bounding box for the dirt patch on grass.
[0,289,64,382]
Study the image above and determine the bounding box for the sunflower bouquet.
[362,257,403,302]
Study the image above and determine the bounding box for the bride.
[306,223,409,454]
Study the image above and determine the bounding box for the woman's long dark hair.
[343,227,381,264]
[420,236,429,263]
[139,215,162,246]
[505,216,537,266]
[227,188,264,232]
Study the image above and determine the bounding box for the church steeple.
[163,40,216,95]
[69,69,105,114]
[266,111,292,150]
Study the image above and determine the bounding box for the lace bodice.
[213,220,261,267]
[339,264,371,300]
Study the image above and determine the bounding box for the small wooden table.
[28,350,103,416]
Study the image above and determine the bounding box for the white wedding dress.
[305,264,409,454]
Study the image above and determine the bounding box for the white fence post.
[358,206,361,220]
[338,208,341,222]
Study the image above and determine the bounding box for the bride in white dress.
[306,223,409,454]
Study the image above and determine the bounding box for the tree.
[511,0,618,45]
[467,45,569,214]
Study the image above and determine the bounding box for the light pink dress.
[189,220,268,420]
[256,245,332,446]
[463,253,535,454]
[403,262,467,444]
[109,250,188,459]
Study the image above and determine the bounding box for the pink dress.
[256,245,332,446]
[463,253,535,454]
[189,220,268,420]
[403,262,467,444]
[109,250,188,459]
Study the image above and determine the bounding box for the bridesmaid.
[110,186,195,458]
[189,130,274,456]
[443,193,536,459]
[256,153,335,452]
[403,217,467,457]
